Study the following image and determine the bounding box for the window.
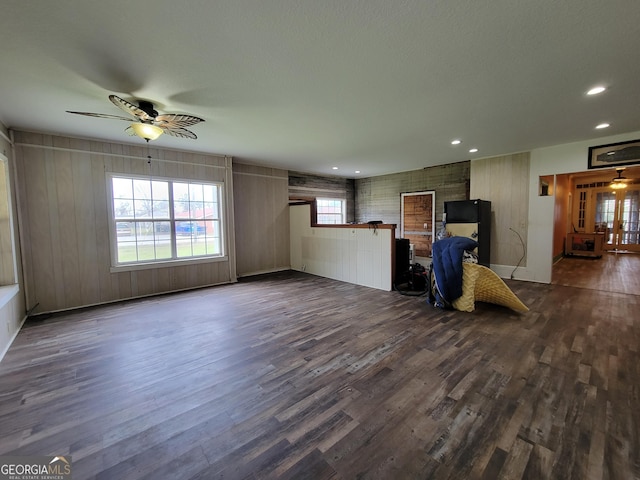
[577,191,587,230]
[316,198,346,224]
[0,154,18,285]
[109,174,224,266]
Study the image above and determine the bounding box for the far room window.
[109,174,224,266]
[316,198,346,224]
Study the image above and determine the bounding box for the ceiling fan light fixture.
[610,181,627,190]
[131,123,163,141]
[610,168,629,189]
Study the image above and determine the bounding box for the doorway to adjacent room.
[594,186,640,252]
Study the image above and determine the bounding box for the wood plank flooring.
[552,250,640,295]
[0,257,639,479]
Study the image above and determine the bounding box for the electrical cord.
[509,227,526,279]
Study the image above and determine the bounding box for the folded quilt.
[431,236,479,303]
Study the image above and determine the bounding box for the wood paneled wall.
[289,172,356,223]
[12,131,234,314]
[233,162,290,276]
[470,152,530,267]
[290,204,393,290]
[553,174,571,259]
[355,161,469,230]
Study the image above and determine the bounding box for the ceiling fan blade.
[66,111,135,122]
[70,96,202,142]
[162,127,198,140]
[155,113,205,129]
[109,95,154,121]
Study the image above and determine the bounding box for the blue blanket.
[431,236,479,303]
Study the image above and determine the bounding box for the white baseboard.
[490,264,544,283]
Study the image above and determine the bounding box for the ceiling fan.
[610,167,631,190]
[66,95,204,141]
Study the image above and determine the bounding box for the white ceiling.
[1,1,639,178]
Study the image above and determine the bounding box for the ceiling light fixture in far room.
[595,123,610,129]
[610,168,629,190]
[469,148,478,153]
[332,166,338,170]
[587,85,606,95]
[130,123,164,141]
[451,139,461,145]
[355,170,360,174]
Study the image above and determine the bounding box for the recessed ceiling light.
[469,148,478,153]
[595,123,610,129]
[355,170,360,174]
[451,139,461,145]
[332,167,338,170]
[587,86,606,95]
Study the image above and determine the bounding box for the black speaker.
[395,238,410,282]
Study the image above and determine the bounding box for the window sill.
[110,255,228,273]
[0,284,19,310]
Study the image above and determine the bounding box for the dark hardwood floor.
[552,250,640,296]
[1,254,639,479]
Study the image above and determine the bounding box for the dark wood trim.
[289,200,396,230]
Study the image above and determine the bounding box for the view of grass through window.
[111,175,223,265]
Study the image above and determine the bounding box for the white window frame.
[107,173,226,272]
[0,152,19,286]
[316,198,346,224]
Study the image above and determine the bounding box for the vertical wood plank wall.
[470,152,530,266]
[553,174,571,259]
[12,131,234,314]
[288,172,356,223]
[290,204,392,291]
[233,162,290,276]
[355,161,470,230]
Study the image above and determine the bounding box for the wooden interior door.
[400,191,435,258]
[595,187,640,252]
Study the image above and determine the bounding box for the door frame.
[593,185,640,252]
[400,191,435,259]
